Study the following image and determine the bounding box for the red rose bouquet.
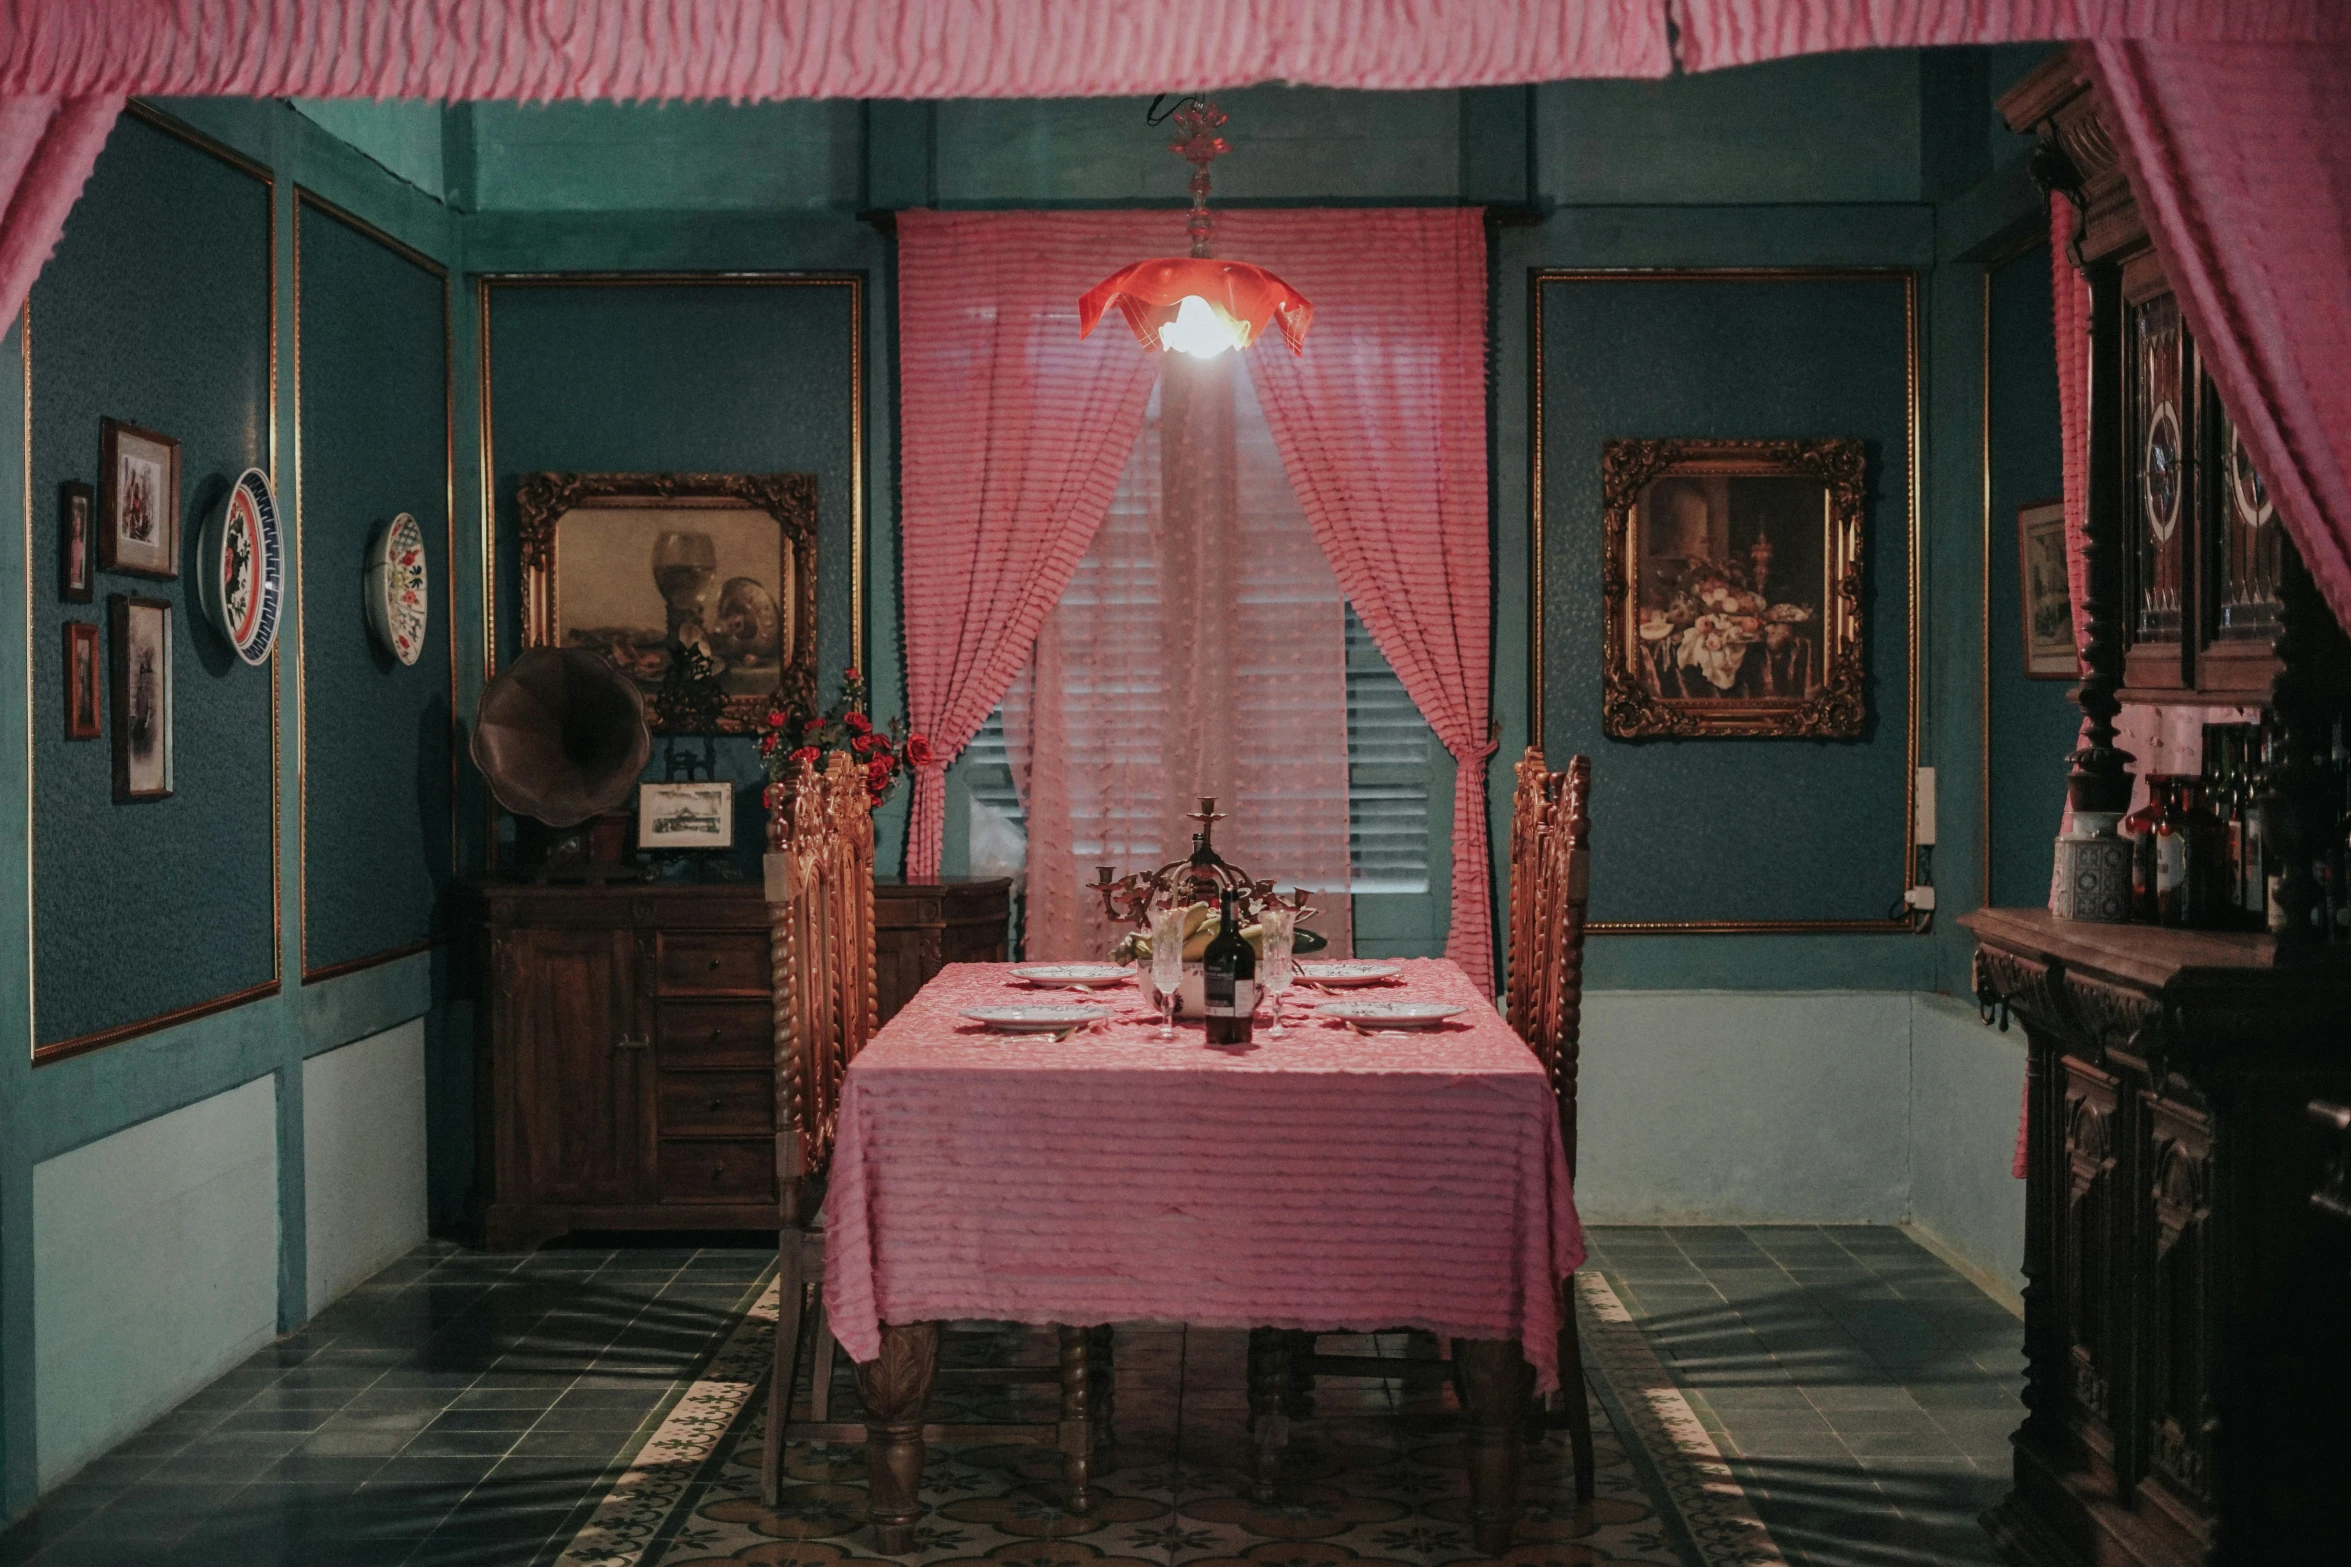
[759,668,929,812]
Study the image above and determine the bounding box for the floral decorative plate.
[365,512,428,666]
[1312,1000,1464,1031]
[1008,964,1132,989]
[197,468,283,665]
[1294,961,1403,987]
[958,1004,1113,1034]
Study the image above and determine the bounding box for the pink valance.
[0,94,119,329]
[1672,0,2351,72]
[0,1,1670,99]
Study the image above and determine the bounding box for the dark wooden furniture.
[1966,911,2351,1567]
[472,874,1008,1251]
[1974,58,2351,1567]
[874,876,1013,1022]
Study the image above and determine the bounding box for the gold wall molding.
[293,184,458,985]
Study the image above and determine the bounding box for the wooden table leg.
[1057,1325,1097,1514]
[1247,1327,1293,1503]
[1453,1337,1532,1556]
[855,1320,939,1554]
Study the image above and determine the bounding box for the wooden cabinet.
[1966,910,2351,1567]
[473,877,1009,1249]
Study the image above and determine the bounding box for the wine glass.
[1258,907,1296,1036]
[1149,903,1187,1039]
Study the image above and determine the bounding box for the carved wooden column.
[854,1320,939,1553]
[1452,1337,1532,1557]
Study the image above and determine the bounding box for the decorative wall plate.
[197,468,283,665]
[365,512,428,666]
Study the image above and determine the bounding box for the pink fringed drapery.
[895,210,1164,879]
[1225,209,1500,987]
[0,1,1670,98]
[1008,358,1356,964]
[2084,39,2351,634]
[0,95,121,329]
[1671,0,2351,73]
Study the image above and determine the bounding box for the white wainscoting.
[33,1075,280,1488]
[304,1019,429,1313]
[1905,992,2028,1309]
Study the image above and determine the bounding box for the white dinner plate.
[1312,1000,1464,1031]
[1294,961,1403,987]
[1008,963,1132,989]
[958,1004,1113,1034]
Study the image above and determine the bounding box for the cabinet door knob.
[708,956,723,971]
[614,1035,650,1051]
[706,1096,725,1112]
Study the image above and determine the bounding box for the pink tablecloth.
[821,958,1585,1391]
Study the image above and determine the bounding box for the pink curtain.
[1009,356,1356,963]
[1672,0,2351,72]
[0,2,1669,97]
[896,210,1165,879]
[2084,40,2351,633]
[1224,210,1499,988]
[0,95,121,328]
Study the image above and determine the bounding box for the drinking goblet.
[1148,903,1187,1039]
[1258,907,1297,1036]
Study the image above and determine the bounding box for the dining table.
[819,956,1586,1553]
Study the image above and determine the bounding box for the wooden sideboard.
[1965,909,2351,1567]
[472,876,1010,1249]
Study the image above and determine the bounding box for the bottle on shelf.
[2153,777,2196,928]
[2123,780,2164,924]
[1200,887,1256,1046]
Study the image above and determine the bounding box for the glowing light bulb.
[1157,294,1243,358]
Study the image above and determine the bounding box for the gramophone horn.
[469,647,652,829]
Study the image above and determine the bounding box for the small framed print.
[60,481,94,601]
[99,417,181,579]
[63,622,101,740]
[638,781,734,850]
[2017,499,2081,679]
[109,594,173,801]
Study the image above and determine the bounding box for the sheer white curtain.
[1006,353,1356,961]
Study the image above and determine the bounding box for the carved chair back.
[768,752,878,1230]
[1505,747,1593,1176]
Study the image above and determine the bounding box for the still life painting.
[1601,436,1867,739]
[515,472,817,733]
[2017,498,2079,679]
[100,418,181,579]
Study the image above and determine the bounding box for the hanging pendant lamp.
[1078,100,1312,358]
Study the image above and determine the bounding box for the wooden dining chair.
[1254,747,1596,1506]
[759,753,1105,1521]
[1506,746,1597,1504]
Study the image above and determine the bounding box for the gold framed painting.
[515,472,817,733]
[1601,437,1867,739]
[2016,498,2079,679]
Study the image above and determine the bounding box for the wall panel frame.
[1529,266,1920,934]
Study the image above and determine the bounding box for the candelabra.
[1091,797,1315,930]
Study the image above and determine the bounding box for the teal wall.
[1984,242,2076,909]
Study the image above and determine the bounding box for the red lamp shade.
[1078,256,1313,357]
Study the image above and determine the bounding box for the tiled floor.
[0,1226,2023,1567]
[1587,1226,2023,1567]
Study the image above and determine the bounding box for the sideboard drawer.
[657,931,768,996]
[659,1138,777,1203]
[658,1071,775,1136]
[659,1000,773,1069]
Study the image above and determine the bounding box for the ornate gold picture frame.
[515,471,817,734]
[1601,437,1867,739]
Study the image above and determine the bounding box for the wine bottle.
[1201,887,1256,1046]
